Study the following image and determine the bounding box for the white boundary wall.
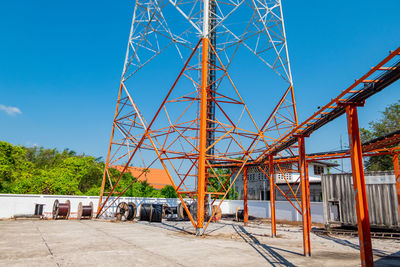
[0,194,324,223]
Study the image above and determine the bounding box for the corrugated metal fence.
[322,171,400,229]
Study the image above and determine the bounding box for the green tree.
[60,157,103,193]
[24,146,76,169]
[0,142,106,195]
[128,180,161,197]
[8,156,102,195]
[361,100,400,171]
[207,167,237,199]
[0,142,33,192]
[10,168,80,195]
[160,185,178,198]
[0,142,183,198]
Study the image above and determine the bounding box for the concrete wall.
[0,194,179,219]
[0,194,324,223]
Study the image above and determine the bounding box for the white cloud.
[0,104,22,116]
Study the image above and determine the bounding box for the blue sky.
[1,0,399,171]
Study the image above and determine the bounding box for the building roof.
[111,165,172,190]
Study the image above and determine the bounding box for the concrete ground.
[0,219,399,266]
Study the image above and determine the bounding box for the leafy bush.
[0,141,178,198]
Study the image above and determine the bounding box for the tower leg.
[298,136,311,257]
[243,166,248,226]
[345,104,373,267]
[97,83,124,217]
[196,37,209,235]
[269,155,276,237]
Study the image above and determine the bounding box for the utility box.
[322,171,400,230]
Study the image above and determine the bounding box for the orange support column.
[243,166,248,226]
[269,155,276,237]
[196,38,209,235]
[345,104,373,267]
[304,157,311,234]
[392,153,400,219]
[298,136,311,257]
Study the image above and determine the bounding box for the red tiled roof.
[111,165,172,190]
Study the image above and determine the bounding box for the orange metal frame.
[345,104,373,266]
[298,136,311,256]
[97,35,299,236]
[98,21,400,266]
[243,166,248,226]
[269,155,276,237]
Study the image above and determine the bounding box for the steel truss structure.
[97,0,298,234]
[97,0,400,266]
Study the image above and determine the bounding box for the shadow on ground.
[233,225,298,266]
[314,232,397,258]
[374,250,400,266]
[139,220,300,266]
[138,221,195,235]
[140,219,238,235]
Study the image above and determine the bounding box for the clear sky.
[1,0,399,172]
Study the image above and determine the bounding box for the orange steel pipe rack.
[272,148,400,165]
[345,104,373,266]
[257,46,400,159]
[362,130,400,152]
